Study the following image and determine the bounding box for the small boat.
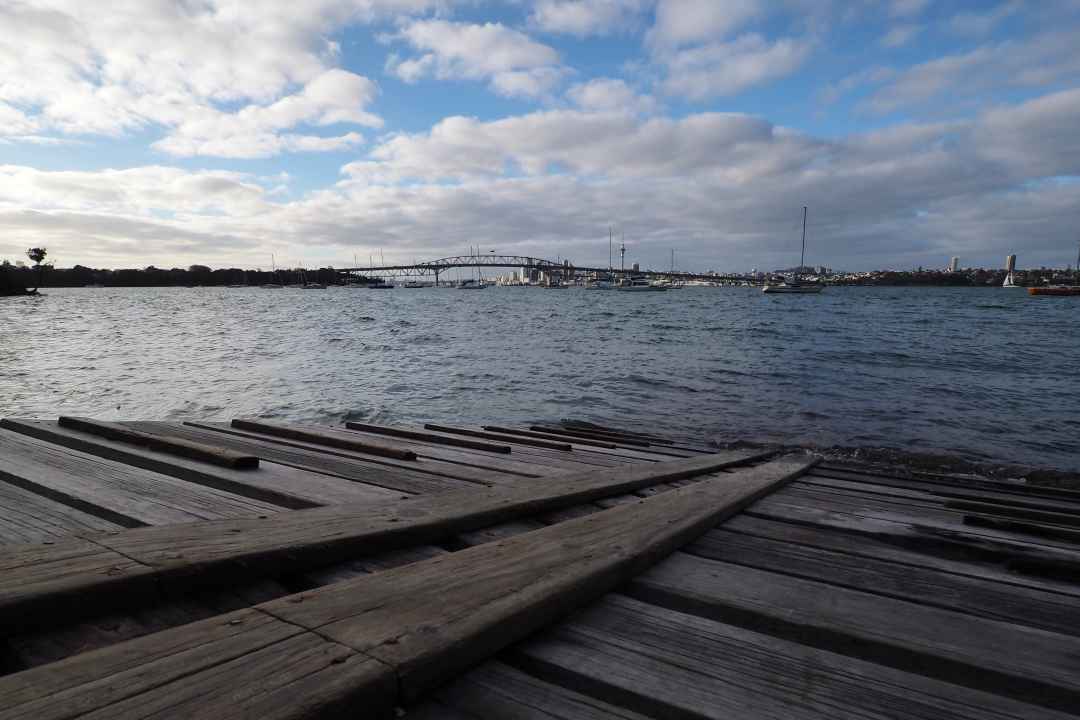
[301,282,327,290]
[763,206,825,295]
[616,275,666,291]
[403,281,426,288]
[1029,286,1080,296]
[762,279,824,294]
[368,280,395,289]
[1002,272,1022,288]
[457,278,487,290]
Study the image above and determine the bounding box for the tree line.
[1,261,371,288]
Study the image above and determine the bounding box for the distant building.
[949,257,960,272]
[1006,254,1017,272]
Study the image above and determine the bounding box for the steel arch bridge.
[340,255,567,282]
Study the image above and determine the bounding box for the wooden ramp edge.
[0,449,774,632]
[0,455,815,720]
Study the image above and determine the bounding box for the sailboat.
[763,207,824,294]
[1002,271,1021,288]
[260,255,284,288]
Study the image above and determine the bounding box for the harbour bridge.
[339,254,748,285]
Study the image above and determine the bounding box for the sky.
[2,0,1080,273]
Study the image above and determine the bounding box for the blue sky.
[2,1,1079,272]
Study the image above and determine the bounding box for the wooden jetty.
[0,416,1078,719]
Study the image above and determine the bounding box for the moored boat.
[763,206,825,295]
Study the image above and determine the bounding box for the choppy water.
[1,285,1077,470]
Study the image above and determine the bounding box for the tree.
[26,247,47,292]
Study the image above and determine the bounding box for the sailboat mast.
[800,206,808,271]
[609,226,612,272]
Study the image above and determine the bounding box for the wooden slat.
[0,456,810,717]
[344,422,512,453]
[760,487,1080,554]
[56,416,259,469]
[723,513,1080,598]
[530,425,653,447]
[0,449,773,632]
[163,422,478,493]
[0,609,394,720]
[0,430,282,527]
[483,425,620,449]
[425,661,651,720]
[815,465,1080,503]
[629,552,1080,712]
[803,473,1080,516]
[514,595,1073,720]
[233,419,417,460]
[1,419,401,509]
[0,481,120,545]
[687,528,1080,635]
[258,456,813,701]
[424,423,574,451]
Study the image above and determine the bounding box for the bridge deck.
[0,416,1076,719]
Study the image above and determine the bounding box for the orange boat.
[1029,286,1080,296]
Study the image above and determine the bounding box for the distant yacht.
[763,206,824,294]
[616,275,666,291]
[1003,271,1021,288]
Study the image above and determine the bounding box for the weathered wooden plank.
[0,449,772,631]
[629,552,1080,711]
[514,595,1073,720]
[2,419,401,509]
[803,473,1080,516]
[53,416,259,470]
[0,481,120,545]
[0,609,395,720]
[4,579,290,670]
[260,456,814,701]
[428,661,651,720]
[0,430,282,527]
[687,528,1080,635]
[815,465,1080,503]
[529,425,653,447]
[756,489,1080,555]
[424,423,574,451]
[723,513,1080,597]
[337,425,565,476]
[344,422,512,453]
[746,495,1080,576]
[163,422,481,493]
[529,426,696,458]
[0,539,158,636]
[963,514,1080,546]
[948,499,1080,529]
[483,425,619,449]
[233,419,417,460]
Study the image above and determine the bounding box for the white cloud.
[0,1,444,156]
[6,87,1080,270]
[661,34,812,100]
[863,31,1080,114]
[566,78,657,113]
[530,0,649,37]
[385,19,565,98]
[881,23,921,48]
[648,0,764,48]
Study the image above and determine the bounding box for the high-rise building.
[949,257,960,272]
[1006,254,1017,272]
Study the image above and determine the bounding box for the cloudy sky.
[2,0,1079,272]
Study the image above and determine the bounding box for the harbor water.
[1,285,1077,471]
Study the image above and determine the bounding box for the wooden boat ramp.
[0,415,1078,719]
